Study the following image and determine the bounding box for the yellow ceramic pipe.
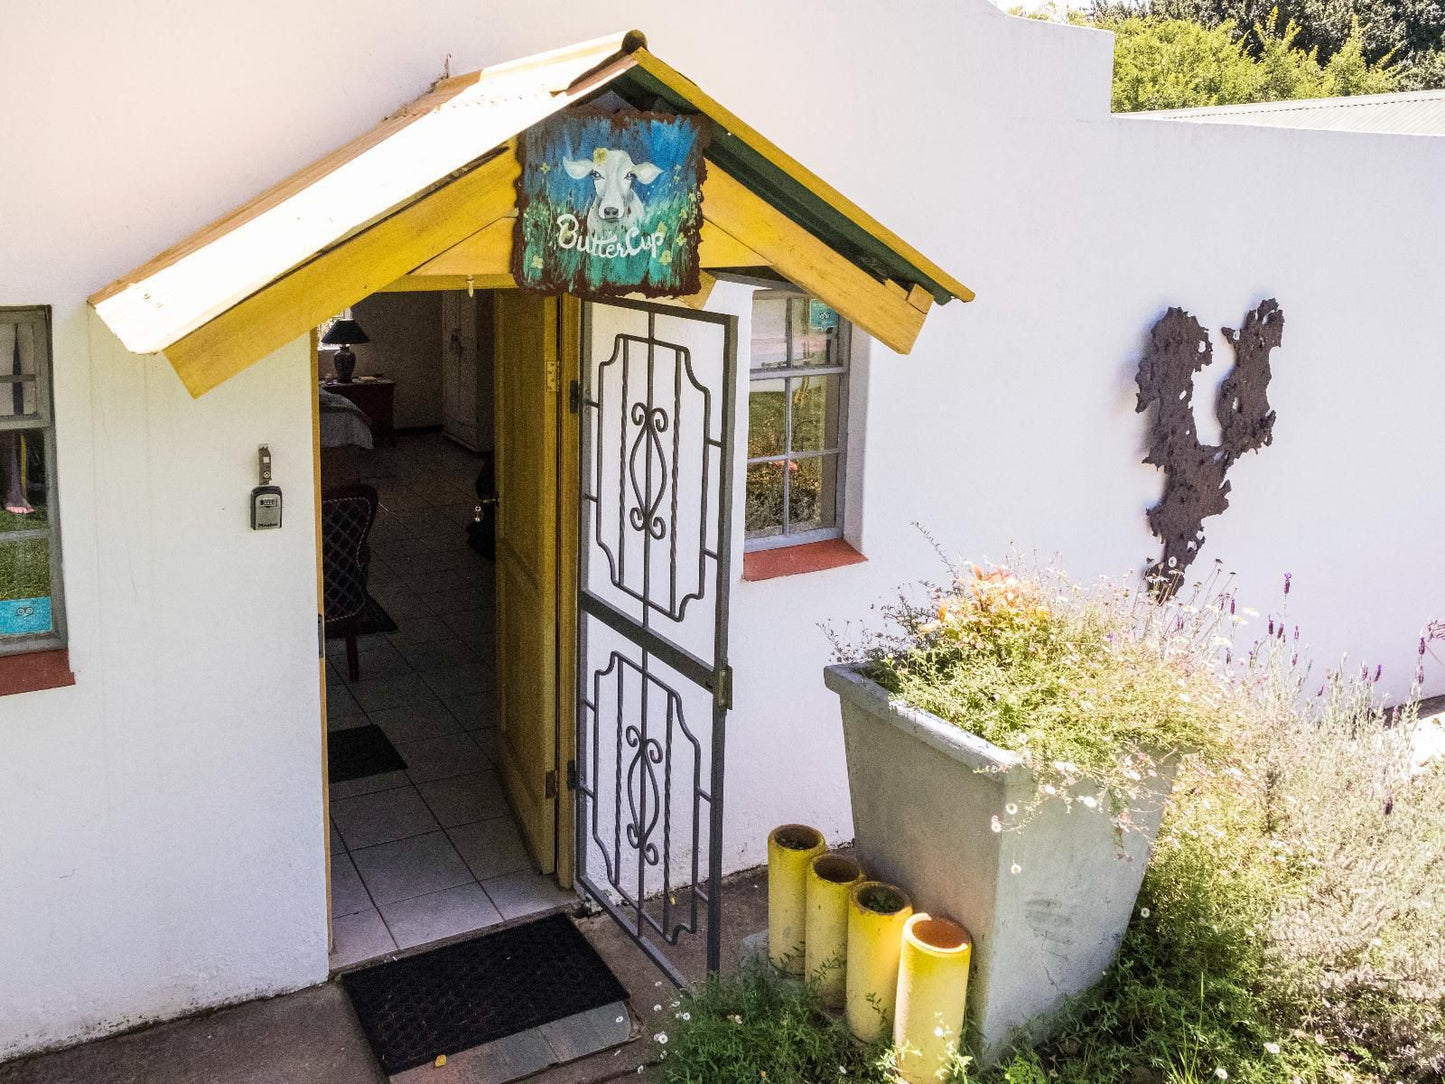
[894,914,973,1084]
[804,853,866,1007]
[845,881,914,1042]
[767,824,826,975]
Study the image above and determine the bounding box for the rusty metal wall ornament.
[1135,299,1284,594]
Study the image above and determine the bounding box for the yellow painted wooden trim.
[555,293,581,890]
[311,330,333,951]
[907,283,934,315]
[699,221,767,267]
[676,270,717,309]
[631,49,975,304]
[164,149,520,397]
[703,166,928,355]
[87,84,484,310]
[414,217,516,276]
[378,273,516,293]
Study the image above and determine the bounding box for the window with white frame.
[0,308,65,655]
[744,289,849,549]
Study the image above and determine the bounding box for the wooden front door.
[493,291,560,872]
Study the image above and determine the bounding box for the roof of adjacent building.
[1135,89,1445,136]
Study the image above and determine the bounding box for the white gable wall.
[2,0,1442,1058]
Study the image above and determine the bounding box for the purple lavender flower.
[1268,617,1276,636]
[1374,664,1383,683]
[1283,572,1292,595]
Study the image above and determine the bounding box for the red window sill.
[0,649,76,697]
[743,538,866,582]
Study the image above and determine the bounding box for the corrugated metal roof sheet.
[1133,89,1445,136]
[91,32,638,354]
[91,29,972,361]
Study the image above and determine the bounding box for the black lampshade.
[322,318,370,346]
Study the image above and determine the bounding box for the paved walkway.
[0,873,768,1084]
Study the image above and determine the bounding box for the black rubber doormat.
[328,724,407,784]
[326,595,399,639]
[342,912,627,1074]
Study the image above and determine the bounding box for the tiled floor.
[326,433,575,970]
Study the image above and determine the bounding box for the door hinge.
[566,759,578,790]
[568,379,580,414]
[716,664,734,710]
[545,769,558,800]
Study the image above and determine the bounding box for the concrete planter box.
[825,664,1172,1066]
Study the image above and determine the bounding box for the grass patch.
[0,535,49,602]
[0,503,47,533]
[660,962,972,1084]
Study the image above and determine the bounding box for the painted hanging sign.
[513,111,709,298]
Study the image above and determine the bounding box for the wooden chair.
[321,484,379,681]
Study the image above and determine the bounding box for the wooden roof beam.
[700,166,928,355]
[162,149,520,397]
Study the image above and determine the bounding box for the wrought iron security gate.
[574,299,737,984]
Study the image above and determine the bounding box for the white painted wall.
[3,0,1443,1058]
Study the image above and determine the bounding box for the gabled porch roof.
[89,30,973,398]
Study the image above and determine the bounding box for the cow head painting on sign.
[563,148,662,243]
[513,110,709,298]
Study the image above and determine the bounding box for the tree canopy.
[1017,2,1438,111]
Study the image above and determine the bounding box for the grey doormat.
[341,913,627,1074]
[327,725,407,784]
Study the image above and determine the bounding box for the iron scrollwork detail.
[627,401,670,541]
[624,722,664,866]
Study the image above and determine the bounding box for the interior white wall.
[3,0,1443,1058]
[349,291,446,429]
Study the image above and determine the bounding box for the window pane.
[747,377,788,459]
[751,296,840,370]
[787,453,839,535]
[0,536,54,639]
[2,319,43,419]
[788,373,841,455]
[745,461,785,537]
[0,431,49,532]
[751,296,790,368]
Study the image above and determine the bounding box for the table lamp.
[322,317,369,383]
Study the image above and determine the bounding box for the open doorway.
[315,287,576,970]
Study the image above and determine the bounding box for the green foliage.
[1017,3,1409,109]
[989,638,1445,1083]
[658,962,974,1084]
[1105,10,1400,109]
[838,563,1234,832]
[1097,0,1445,72]
[818,568,1445,1082]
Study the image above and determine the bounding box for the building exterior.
[3,0,1444,1061]
[1138,88,1445,134]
